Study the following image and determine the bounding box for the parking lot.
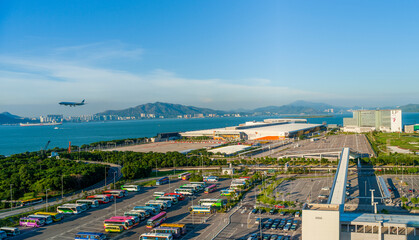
[214,186,302,240]
[273,176,334,205]
[270,134,374,158]
[11,178,233,240]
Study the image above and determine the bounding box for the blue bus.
[75,232,107,240]
[156,177,169,185]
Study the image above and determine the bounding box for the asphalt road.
[10,178,232,240]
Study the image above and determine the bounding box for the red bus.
[86,195,110,204]
[164,193,184,201]
[103,190,125,198]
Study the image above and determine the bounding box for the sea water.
[0,113,418,156]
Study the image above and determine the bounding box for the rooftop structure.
[181,119,325,141]
[208,145,251,155]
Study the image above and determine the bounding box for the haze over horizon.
[1,1,419,116]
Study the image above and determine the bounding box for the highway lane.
[11,178,232,240]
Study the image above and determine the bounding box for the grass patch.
[138,180,156,187]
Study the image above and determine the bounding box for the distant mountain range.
[95,101,419,118]
[2,102,419,124]
[95,102,225,118]
[0,112,35,125]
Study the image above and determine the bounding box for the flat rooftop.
[208,145,251,155]
[182,122,323,136]
[304,203,340,211]
[341,212,419,227]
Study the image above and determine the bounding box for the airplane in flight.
[59,99,86,107]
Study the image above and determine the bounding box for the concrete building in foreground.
[343,109,402,133]
[405,124,419,133]
[181,119,325,141]
[302,148,419,240]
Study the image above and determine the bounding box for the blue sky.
[1,0,418,116]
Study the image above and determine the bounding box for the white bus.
[76,199,99,208]
[178,172,190,179]
[175,188,194,196]
[157,196,178,204]
[121,185,141,192]
[28,215,53,225]
[153,192,166,197]
[148,200,170,209]
[139,233,173,240]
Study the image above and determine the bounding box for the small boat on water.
[20,122,63,127]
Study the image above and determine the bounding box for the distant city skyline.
[1,1,419,116]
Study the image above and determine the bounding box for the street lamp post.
[10,184,13,212]
[45,189,50,212]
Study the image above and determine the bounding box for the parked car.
[269,209,276,215]
[252,208,258,214]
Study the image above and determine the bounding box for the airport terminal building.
[181,119,325,141]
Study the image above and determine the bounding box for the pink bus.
[104,219,131,230]
[110,216,139,226]
[146,211,167,228]
[19,217,45,228]
[204,184,217,194]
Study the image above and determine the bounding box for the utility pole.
[61,175,64,199]
[113,172,116,188]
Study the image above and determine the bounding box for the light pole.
[10,184,13,212]
[45,189,50,212]
[61,175,65,199]
[113,172,116,189]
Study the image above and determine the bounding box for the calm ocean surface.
[1,113,418,156]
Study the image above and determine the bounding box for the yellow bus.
[104,225,124,233]
[160,223,186,235]
[34,212,63,222]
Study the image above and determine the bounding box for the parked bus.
[160,223,187,235]
[28,214,53,225]
[164,193,185,201]
[178,172,189,179]
[19,198,43,207]
[146,202,167,211]
[181,173,191,181]
[153,192,166,197]
[110,216,138,226]
[156,177,169,185]
[130,209,151,218]
[203,176,219,182]
[174,188,194,196]
[104,218,131,230]
[220,189,236,196]
[150,199,172,208]
[157,196,178,204]
[19,217,45,227]
[0,227,20,237]
[34,212,63,222]
[198,199,225,208]
[179,184,199,192]
[86,195,110,204]
[133,206,160,215]
[97,194,114,201]
[121,185,141,192]
[104,225,124,233]
[124,211,145,220]
[74,232,107,240]
[139,233,173,240]
[190,182,206,188]
[152,226,182,238]
[64,203,88,212]
[103,190,126,198]
[146,211,167,228]
[57,204,84,215]
[76,199,99,208]
[204,184,217,194]
[189,205,214,214]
